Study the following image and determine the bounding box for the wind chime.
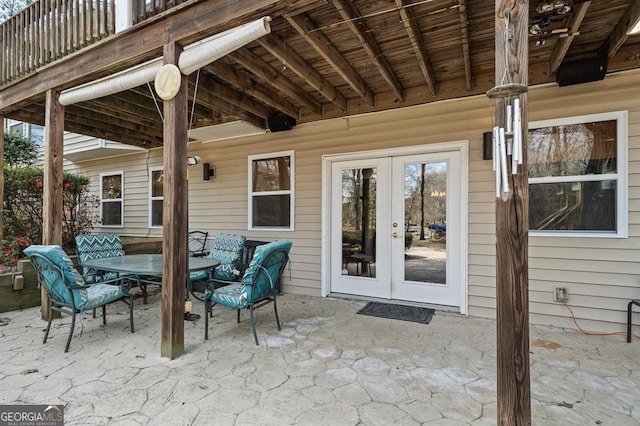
[486,8,527,201]
[491,96,523,200]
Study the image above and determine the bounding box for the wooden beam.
[0,0,285,112]
[287,13,375,106]
[493,0,531,424]
[66,104,164,139]
[605,0,640,59]
[549,1,591,74]
[194,76,274,119]
[190,82,266,130]
[42,89,65,320]
[331,0,404,101]
[0,115,3,241]
[205,61,300,118]
[256,34,347,111]
[395,0,438,97]
[458,0,473,91]
[161,42,187,360]
[230,47,322,115]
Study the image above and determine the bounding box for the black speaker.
[556,57,607,87]
[483,131,493,160]
[267,114,297,132]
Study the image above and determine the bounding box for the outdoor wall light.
[187,156,201,166]
[203,163,215,180]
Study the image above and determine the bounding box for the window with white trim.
[100,171,124,227]
[149,167,163,228]
[248,151,294,231]
[528,111,627,237]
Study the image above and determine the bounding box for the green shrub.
[3,167,100,253]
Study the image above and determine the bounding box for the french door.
[329,149,463,308]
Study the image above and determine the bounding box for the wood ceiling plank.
[458,0,473,91]
[287,13,375,106]
[204,61,300,118]
[257,33,347,111]
[331,0,404,102]
[549,1,591,74]
[605,0,640,58]
[230,47,323,115]
[395,0,438,97]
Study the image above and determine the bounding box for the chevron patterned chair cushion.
[190,234,246,282]
[75,233,125,283]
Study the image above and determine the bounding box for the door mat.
[356,302,434,324]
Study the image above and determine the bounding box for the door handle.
[392,232,398,238]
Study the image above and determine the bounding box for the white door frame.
[321,140,469,314]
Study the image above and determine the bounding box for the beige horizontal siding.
[64,70,640,333]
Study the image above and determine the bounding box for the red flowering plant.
[3,167,100,256]
[0,236,30,273]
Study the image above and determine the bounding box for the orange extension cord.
[563,301,640,340]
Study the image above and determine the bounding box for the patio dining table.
[82,254,220,313]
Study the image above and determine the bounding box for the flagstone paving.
[0,294,638,425]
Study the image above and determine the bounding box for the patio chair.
[24,245,134,353]
[204,239,292,345]
[75,233,125,284]
[628,299,640,343]
[189,233,246,301]
[188,231,209,257]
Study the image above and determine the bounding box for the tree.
[3,130,38,167]
[0,0,32,22]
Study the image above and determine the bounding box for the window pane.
[151,200,163,227]
[529,120,617,178]
[102,202,122,226]
[529,180,616,231]
[252,195,290,227]
[102,175,122,199]
[151,171,163,197]
[252,156,290,192]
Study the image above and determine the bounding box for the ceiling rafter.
[230,47,323,116]
[331,0,404,101]
[204,61,299,118]
[395,0,438,97]
[187,83,266,130]
[257,33,348,111]
[458,0,472,91]
[549,1,591,74]
[605,0,640,58]
[287,13,375,106]
[193,77,275,120]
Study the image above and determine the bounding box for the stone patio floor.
[0,293,638,425]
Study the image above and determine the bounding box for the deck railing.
[132,0,187,25]
[0,0,115,86]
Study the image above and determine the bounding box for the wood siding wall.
[66,71,640,332]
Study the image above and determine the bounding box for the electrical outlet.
[553,286,568,302]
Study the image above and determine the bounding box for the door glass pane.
[403,162,447,284]
[341,168,376,278]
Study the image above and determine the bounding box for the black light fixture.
[203,163,215,180]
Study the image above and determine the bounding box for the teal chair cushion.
[204,240,291,308]
[25,245,88,308]
[25,245,127,312]
[83,283,127,311]
[193,234,246,282]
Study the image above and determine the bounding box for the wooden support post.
[42,89,65,320]
[0,115,4,242]
[494,1,531,425]
[160,42,187,359]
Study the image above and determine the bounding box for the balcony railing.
[0,0,115,87]
[132,0,188,25]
